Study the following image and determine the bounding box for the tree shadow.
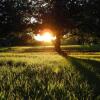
[22,47,55,53]
[0,46,55,53]
[69,57,100,97]
[57,50,68,57]
[60,53,100,98]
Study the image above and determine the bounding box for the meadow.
[0,45,100,100]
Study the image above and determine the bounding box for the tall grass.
[0,51,100,100]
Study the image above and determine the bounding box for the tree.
[0,0,33,34]
[0,0,99,48]
[76,0,100,37]
[28,0,86,52]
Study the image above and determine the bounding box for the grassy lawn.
[0,46,100,99]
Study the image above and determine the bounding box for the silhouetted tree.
[0,0,100,48]
[76,0,100,37]
[0,0,34,45]
[0,0,33,34]
[29,0,85,51]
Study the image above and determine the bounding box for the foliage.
[62,33,100,45]
[76,0,100,36]
[0,0,100,49]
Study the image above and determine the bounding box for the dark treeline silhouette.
[0,0,100,50]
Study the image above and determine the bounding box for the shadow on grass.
[57,50,68,56]
[69,57,100,97]
[0,46,55,52]
[22,47,55,52]
[60,52,100,98]
[0,47,12,52]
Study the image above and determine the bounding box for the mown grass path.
[0,50,100,99]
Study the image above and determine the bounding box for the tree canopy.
[0,0,100,34]
[0,0,100,48]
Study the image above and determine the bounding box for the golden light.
[34,31,56,42]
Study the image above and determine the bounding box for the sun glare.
[34,32,56,42]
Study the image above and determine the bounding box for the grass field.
[0,46,100,100]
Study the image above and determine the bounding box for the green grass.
[0,46,100,100]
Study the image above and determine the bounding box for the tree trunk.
[54,34,61,52]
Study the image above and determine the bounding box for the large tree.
[77,0,100,37]
[0,0,100,49]
[0,0,33,35]
[0,0,85,50]
[28,0,86,51]
[36,0,100,51]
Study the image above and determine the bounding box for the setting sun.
[34,32,56,42]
